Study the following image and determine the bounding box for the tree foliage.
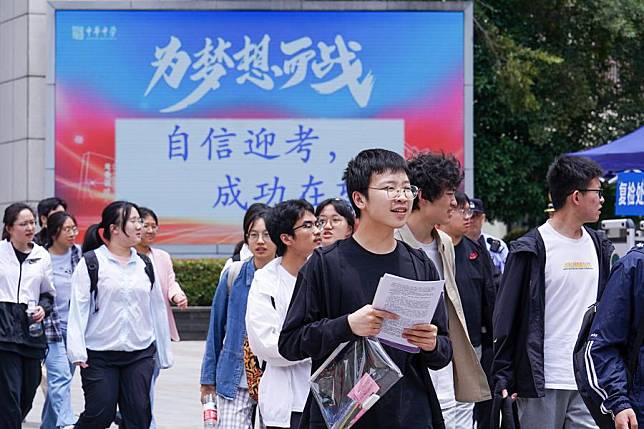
[472,0,643,226]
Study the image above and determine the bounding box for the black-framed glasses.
[578,188,604,199]
[292,219,325,232]
[368,185,419,200]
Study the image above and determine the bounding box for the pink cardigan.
[150,247,184,341]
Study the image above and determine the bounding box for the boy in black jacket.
[492,155,613,428]
[279,149,452,429]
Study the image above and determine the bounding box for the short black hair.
[37,197,67,226]
[408,152,463,210]
[454,191,470,209]
[547,156,603,210]
[242,203,270,244]
[342,149,409,217]
[315,198,356,232]
[243,206,272,245]
[266,199,314,257]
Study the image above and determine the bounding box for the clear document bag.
[309,336,403,429]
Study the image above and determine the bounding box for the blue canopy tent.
[570,126,644,174]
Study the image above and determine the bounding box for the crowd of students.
[0,148,642,429]
[0,199,186,429]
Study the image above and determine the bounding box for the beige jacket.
[395,225,491,402]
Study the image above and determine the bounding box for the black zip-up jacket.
[492,226,613,397]
[279,238,452,429]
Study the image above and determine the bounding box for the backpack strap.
[137,253,155,289]
[226,261,245,295]
[627,314,644,387]
[83,250,100,313]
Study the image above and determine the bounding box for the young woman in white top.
[67,201,172,428]
[0,203,55,429]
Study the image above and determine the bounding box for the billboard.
[53,8,468,244]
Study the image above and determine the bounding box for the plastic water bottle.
[202,393,217,428]
[26,300,43,337]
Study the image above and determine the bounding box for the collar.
[99,245,138,265]
[396,224,446,252]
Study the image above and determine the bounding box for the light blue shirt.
[50,247,77,331]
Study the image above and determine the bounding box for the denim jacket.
[200,258,255,400]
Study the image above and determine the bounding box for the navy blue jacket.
[492,226,613,397]
[587,245,644,422]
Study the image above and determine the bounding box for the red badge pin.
[469,251,478,260]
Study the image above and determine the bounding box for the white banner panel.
[115,118,403,224]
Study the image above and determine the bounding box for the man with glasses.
[279,149,452,429]
[395,152,490,429]
[437,192,496,428]
[246,199,321,429]
[493,155,614,428]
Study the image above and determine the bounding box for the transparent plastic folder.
[309,337,403,429]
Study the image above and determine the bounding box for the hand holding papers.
[372,273,445,353]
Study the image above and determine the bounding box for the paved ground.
[24,341,206,429]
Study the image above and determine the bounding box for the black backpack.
[84,250,155,313]
[573,271,644,428]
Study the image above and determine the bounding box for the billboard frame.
[46,0,473,257]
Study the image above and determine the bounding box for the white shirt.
[0,240,55,304]
[420,240,444,281]
[539,221,598,389]
[419,239,456,409]
[67,245,156,363]
[246,257,311,427]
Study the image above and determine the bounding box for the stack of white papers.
[372,273,445,352]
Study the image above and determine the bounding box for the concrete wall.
[0,0,49,215]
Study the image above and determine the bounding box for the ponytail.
[81,200,139,253]
[82,224,104,253]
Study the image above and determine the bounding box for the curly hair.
[407,152,463,210]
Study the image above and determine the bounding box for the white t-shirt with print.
[538,221,598,390]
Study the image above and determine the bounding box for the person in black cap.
[466,198,509,276]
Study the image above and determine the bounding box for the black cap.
[470,197,485,214]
